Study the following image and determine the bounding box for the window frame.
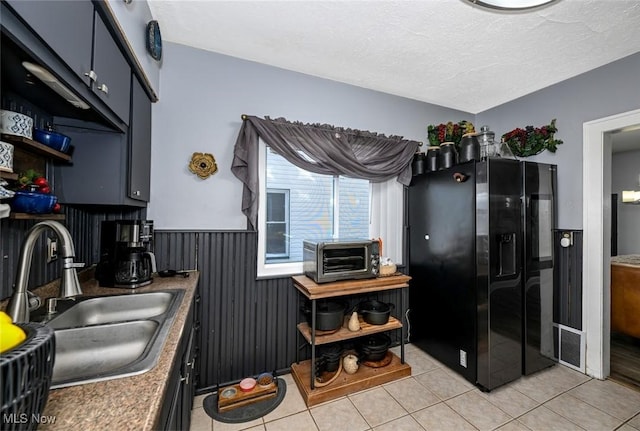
[265,188,290,260]
[258,140,301,277]
[256,139,403,279]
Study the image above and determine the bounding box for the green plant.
[427,121,475,147]
[502,119,563,157]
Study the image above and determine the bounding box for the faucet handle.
[27,291,41,311]
[46,297,58,314]
[63,258,85,269]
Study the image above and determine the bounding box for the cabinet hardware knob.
[84,70,97,81]
[97,83,109,94]
[133,190,140,196]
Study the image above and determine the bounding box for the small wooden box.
[217,382,277,412]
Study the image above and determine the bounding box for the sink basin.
[47,291,176,330]
[43,289,185,389]
[51,320,159,387]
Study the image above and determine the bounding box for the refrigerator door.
[408,162,477,384]
[522,162,558,374]
[476,158,523,390]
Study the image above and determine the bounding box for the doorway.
[609,129,640,388]
[583,108,640,380]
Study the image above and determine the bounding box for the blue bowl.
[33,128,71,153]
[11,191,57,214]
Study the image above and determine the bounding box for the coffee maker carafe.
[96,220,157,288]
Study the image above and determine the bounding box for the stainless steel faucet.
[7,220,84,323]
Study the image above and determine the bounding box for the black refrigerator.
[407,158,557,391]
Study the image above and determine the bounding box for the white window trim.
[258,140,301,277]
[257,139,404,279]
[265,188,290,260]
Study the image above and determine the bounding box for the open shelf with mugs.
[291,274,411,407]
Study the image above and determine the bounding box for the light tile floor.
[190,344,640,431]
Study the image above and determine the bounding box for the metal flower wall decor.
[189,152,218,179]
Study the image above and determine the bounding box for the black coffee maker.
[96,220,157,288]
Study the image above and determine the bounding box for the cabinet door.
[129,75,151,202]
[180,327,197,430]
[54,121,131,205]
[163,367,183,431]
[92,11,131,124]
[5,0,93,86]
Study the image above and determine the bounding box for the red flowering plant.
[427,120,475,148]
[502,119,563,157]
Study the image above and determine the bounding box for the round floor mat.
[203,378,287,423]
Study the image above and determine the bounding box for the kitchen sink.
[39,289,185,389]
[47,291,177,330]
[51,320,159,387]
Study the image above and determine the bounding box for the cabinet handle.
[97,83,109,94]
[180,372,190,384]
[84,70,97,81]
[132,190,141,196]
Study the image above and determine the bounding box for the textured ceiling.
[148,0,640,114]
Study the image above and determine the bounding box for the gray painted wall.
[476,52,640,229]
[148,42,471,230]
[151,43,640,231]
[612,149,640,255]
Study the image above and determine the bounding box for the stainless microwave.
[303,239,380,283]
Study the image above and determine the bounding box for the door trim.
[583,108,640,379]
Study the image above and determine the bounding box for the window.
[258,142,371,277]
[266,189,290,260]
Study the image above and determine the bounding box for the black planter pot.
[459,133,480,163]
[438,142,457,169]
[411,152,426,176]
[425,147,440,172]
[302,299,347,331]
[357,333,391,362]
[358,300,395,325]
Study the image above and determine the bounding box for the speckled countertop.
[2,270,199,431]
[611,254,640,267]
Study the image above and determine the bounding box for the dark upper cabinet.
[54,73,151,206]
[5,0,131,125]
[4,0,94,87]
[129,75,152,202]
[92,10,131,125]
[3,1,150,207]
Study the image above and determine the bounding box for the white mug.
[0,140,14,173]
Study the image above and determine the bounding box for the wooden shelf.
[1,134,72,162]
[0,171,19,180]
[290,352,411,407]
[292,274,411,300]
[9,213,65,220]
[297,315,402,345]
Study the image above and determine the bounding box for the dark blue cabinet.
[5,0,131,125]
[129,75,152,202]
[54,74,151,206]
[5,0,94,87]
[92,10,131,125]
